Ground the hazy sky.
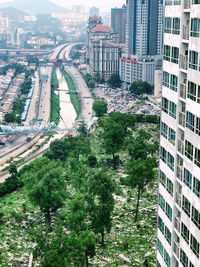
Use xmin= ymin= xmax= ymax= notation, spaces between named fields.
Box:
xmin=0 ymin=0 xmax=126 ymax=12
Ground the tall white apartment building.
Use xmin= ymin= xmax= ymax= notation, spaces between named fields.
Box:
xmin=157 ymin=1 xmax=200 ymax=267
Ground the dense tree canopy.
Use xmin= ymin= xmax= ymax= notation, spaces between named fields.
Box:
xmin=129 ymin=80 xmax=152 ymax=95
xmin=24 ymin=158 xmax=66 ymax=226
xmin=107 ymin=74 xmax=121 ymax=88
xmin=92 ymin=100 xmax=107 ymax=118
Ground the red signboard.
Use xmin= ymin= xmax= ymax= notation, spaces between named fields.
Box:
xmin=120 ymin=58 xmax=137 ymax=63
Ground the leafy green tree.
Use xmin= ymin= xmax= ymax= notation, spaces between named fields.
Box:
xmin=122 ymin=130 xmax=158 ymax=222
xmin=87 ymin=169 xmax=115 ymax=246
xmin=4 ymin=112 xmax=16 ymax=123
xmin=92 ymin=99 xmax=107 ymax=118
xmin=66 ymin=194 xmax=96 ymax=266
xmin=77 ymin=121 xmax=88 ymax=137
xmin=46 ymin=139 xmax=68 ymax=161
xmin=129 ymin=80 xmax=152 ymax=95
xmin=98 ymin=116 xmax=125 ymax=166
xmin=107 ymin=73 xmax=121 ymax=88
xmin=8 ymin=163 xmax=17 ymax=175
xmin=24 ymin=159 xmax=66 ymax=226
xmin=108 ymin=113 xmax=136 ymax=136
xmin=64 ymin=136 xmax=91 ymax=160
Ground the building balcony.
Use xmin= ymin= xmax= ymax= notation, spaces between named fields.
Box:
xmin=175 ymin=191 xmax=182 ymax=207
xmin=174 ymin=216 xmax=181 ymax=232
xmin=178 ymin=139 xmax=184 ymax=154
xmin=179 ymin=54 xmax=188 ymax=70
xmin=184 ymin=0 xmax=191 ymax=9
xmin=177 ymin=165 xmax=183 ymax=181
xmin=179 ymin=112 xmax=186 ymax=127
xmin=173 ymin=241 xmax=180 ymax=258
xmin=182 ymin=25 xmax=189 ymax=41
xmin=180 ymin=83 xmax=186 ymax=99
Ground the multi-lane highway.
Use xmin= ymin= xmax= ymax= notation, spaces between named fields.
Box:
xmin=65 ymin=66 xmax=93 ymax=123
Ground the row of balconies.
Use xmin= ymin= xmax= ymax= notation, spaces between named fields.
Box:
xmin=165 ymin=0 xmax=191 ymax=9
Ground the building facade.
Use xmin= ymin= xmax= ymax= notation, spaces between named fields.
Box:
xmin=89 ymin=7 xmax=99 ymax=17
xmin=157 ymin=1 xmax=200 ymax=267
xmin=120 ymin=0 xmax=163 ymax=87
xmin=111 ymin=6 xmax=126 ymax=44
xmin=88 ymin=24 xmax=124 ymax=81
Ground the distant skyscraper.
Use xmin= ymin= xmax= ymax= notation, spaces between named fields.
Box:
xmin=72 ymin=5 xmax=85 ymax=14
xmin=120 ymin=0 xmax=163 ymax=87
xmin=89 ymin=7 xmax=99 ymax=17
xmin=157 ymin=1 xmax=200 ymax=267
xmin=111 ymin=5 xmax=126 ymax=44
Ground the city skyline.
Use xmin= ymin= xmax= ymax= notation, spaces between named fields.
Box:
xmin=0 ymin=0 xmax=126 ymax=12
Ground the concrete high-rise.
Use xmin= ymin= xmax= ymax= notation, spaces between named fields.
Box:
xmin=120 ymin=0 xmax=163 ymax=87
xmin=111 ymin=5 xmax=126 ymax=44
xmin=157 ymin=1 xmax=200 ymax=267
xmin=89 ymin=7 xmax=99 ymax=17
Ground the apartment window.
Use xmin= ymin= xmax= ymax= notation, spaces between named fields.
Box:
xmin=163 ymin=71 xmax=170 ymax=87
xmin=190 ymin=234 xmax=200 ymax=257
xmin=160 ymin=170 xmax=166 ymax=187
xmin=166 ymin=202 xmax=172 ymax=220
xmin=161 ymin=122 xmax=168 ymax=139
xmin=186 ymin=111 xmax=195 ymax=131
xmin=167 ymin=152 xmax=174 ymax=171
xmin=181 ymin=222 xmax=190 ymax=244
xmin=169 ymin=101 xmax=176 ymax=119
xmin=171 ymin=47 xmax=179 ymax=64
xmin=158 ymin=216 xmax=164 ymax=234
xmin=165 ymin=226 xmax=172 ymax=245
xmin=196 ymin=117 xmax=200 ymax=135
xmin=159 ymin=193 xmax=165 ymax=211
xmin=182 ymin=195 xmax=191 ymax=217
xmin=168 ymin=128 xmax=176 ymax=144
xmin=191 ymin=18 xmax=200 ymax=37
xmin=180 ymin=249 xmax=189 ymax=267
xmin=172 ymin=18 xmax=180 ymax=34
xmin=195 ymin=148 xmax=200 ymax=168
xmin=198 ymin=85 xmax=200 ymax=103
xmin=167 ymin=178 xmax=173 ymax=196
xmin=192 ymin=0 xmax=200 ymax=3
xmin=189 ymin=50 xmax=198 ymax=70
xmin=193 ymin=177 xmax=200 ymax=197
xmin=192 ymin=206 xmax=200 ymax=229
xmin=160 ymin=146 xmax=167 ymax=163
xmin=170 ymin=74 xmax=178 ymax=91
xmin=188 ymin=81 xmax=197 ymax=101
xmin=165 ymin=17 xmax=172 ymax=33
xmin=183 ymin=168 xmax=192 ymax=189
xmin=185 ymin=140 xmax=194 ymax=161
xmin=157 ymin=238 xmax=163 ymax=256
xmin=164 ymin=249 xmax=171 ymax=267
xmin=162 ymin=97 xmax=169 ymax=113
xmin=164 ymin=45 xmax=171 ymax=61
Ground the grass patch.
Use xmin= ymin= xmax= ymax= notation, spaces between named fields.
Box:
xmin=62 ymin=70 xmax=80 ymax=119
xmin=51 ymin=71 xmax=59 ymax=89
xmin=50 ymin=71 xmax=60 ymax=124
xmin=50 ymin=90 xmax=60 ymax=124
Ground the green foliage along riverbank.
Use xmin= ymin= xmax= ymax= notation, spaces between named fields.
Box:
xmin=62 ymin=70 xmax=80 ymax=119
xmin=50 ymin=71 xmax=60 ymax=124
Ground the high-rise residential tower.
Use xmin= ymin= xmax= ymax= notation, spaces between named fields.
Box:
xmin=89 ymin=7 xmax=99 ymax=17
xmin=120 ymin=0 xmax=163 ymax=87
xmin=111 ymin=5 xmax=126 ymax=44
xmin=157 ymin=1 xmax=200 ymax=267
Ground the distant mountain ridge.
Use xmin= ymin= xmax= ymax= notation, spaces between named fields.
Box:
xmin=1 ymin=7 xmax=27 ymax=19
xmin=0 ymin=0 xmax=70 ymax=15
